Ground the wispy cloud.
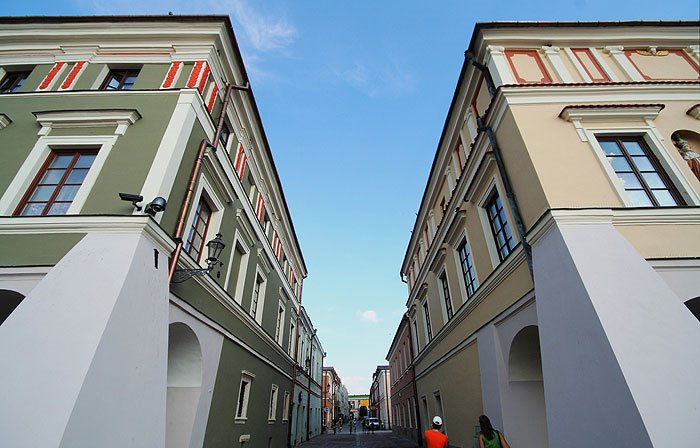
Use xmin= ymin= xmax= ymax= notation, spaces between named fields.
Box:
xmin=360 ymin=310 xmax=378 ymax=322
xmin=331 ymin=58 xmax=416 ymax=98
xmin=228 ymin=0 xmax=297 ymax=52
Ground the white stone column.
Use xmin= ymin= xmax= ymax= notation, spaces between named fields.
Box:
xmin=604 ymin=46 xmax=644 ymax=81
xmin=0 ymin=229 xmax=170 ymax=448
xmin=533 ymin=221 xmax=700 ymax=448
xmin=541 ymin=46 xmax=574 ymax=83
xmin=486 ymin=45 xmax=515 ymax=86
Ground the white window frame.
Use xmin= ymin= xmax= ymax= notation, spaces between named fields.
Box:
xmin=0 ymin=135 xmax=118 ymax=216
xmin=411 ymin=317 xmax=420 ymax=354
xmin=250 ymin=267 xmax=267 ymax=324
xmin=235 ymin=370 xmax=255 ymax=423
xmin=223 ymin=229 xmax=250 ymax=304
xmin=184 ymin=175 xmax=225 ymax=267
xmin=288 ymin=319 xmax=296 ymax=356
xmin=421 ymin=297 xmax=432 ymax=343
xmin=282 ymin=391 xmax=290 ymax=421
xmin=275 ymin=301 xmax=286 ymax=345
xmin=477 ymin=178 xmax=517 ymax=268
xmin=586 ymin=129 xmax=700 ymax=207
xmin=268 ymin=384 xmax=279 ymax=422
xmin=437 ymin=267 xmax=454 ymax=323
xmin=453 ymin=231 xmax=479 ymax=304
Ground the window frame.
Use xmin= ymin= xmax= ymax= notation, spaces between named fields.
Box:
xmin=282 ymin=391 xmax=290 ymax=421
xmin=0 ymin=136 xmax=117 ymax=216
xmin=0 ymin=69 xmax=31 ymax=93
xmin=13 ymin=148 xmax=99 ymax=216
xmin=422 ymin=299 xmax=433 ymax=343
xmin=235 ymin=370 xmax=255 ymax=423
xmin=182 ymin=176 xmax=225 ymax=267
xmin=275 ymin=302 xmax=286 ymax=345
xmin=99 ymin=67 xmax=141 ymax=91
xmin=438 ymin=270 xmax=454 ymax=322
xmin=268 ymin=384 xmax=279 ymax=422
xmin=484 ymin=191 xmax=516 ymax=262
xmin=250 ymin=270 xmax=267 ymax=323
xmin=457 ymin=237 xmax=478 ymax=300
xmin=184 ymin=196 xmax=213 ymax=263
xmin=596 ymin=135 xmax=684 ymax=207
xmin=223 ymin=229 xmax=251 ymax=304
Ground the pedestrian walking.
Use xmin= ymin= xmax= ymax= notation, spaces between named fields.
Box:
xmin=424 ymin=416 xmax=448 ymax=448
xmin=478 ymin=415 xmax=511 ymax=448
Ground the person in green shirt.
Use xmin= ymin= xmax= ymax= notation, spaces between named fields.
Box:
xmin=478 ymin=415 xmax=511 ymax=448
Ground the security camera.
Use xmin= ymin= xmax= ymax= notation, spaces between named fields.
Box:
xmin=144 ymin=197 xmax=167 ymax=216
xmin=119 ymin=192 xmax=143 ymax=211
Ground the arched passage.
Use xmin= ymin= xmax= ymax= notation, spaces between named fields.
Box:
xmin=166 ymin=322 xmax=202 ymax=448
xmin=0 ymin=289 xmax=25 ymax=326
xmin=507 ymin=325 xmax=548 ymax=448
xmin=685 ymin=296 xmax=700 ymax=322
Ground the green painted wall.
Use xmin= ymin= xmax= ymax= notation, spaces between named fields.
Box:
xmin=0 ymin=233 xmax=84 ymax=266
xmin=203 ymin=338 xmax=293 ymax=448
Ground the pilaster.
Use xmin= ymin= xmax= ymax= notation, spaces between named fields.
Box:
xmin=604 ymin=46 xmax=644 ymax=81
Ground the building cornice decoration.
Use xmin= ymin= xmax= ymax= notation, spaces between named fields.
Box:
xmin=559 ymin=104 xmax=664 ymax=141
xmin=0 ymin=113 xmax=11 ymax=130
xmin=33 ymin=109 xmax=141 ymax=136
xmin=687 ymin=104 xmax=700 ymax=120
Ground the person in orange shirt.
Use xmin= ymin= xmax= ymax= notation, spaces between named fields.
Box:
xmin=424 ymin=416 xmax=449 ymax=448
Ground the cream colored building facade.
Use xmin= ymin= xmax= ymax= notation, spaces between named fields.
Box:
xmin=400 ymin=21 xmax=700 ymax=448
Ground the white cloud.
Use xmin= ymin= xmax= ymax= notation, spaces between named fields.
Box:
xmin=331 ymin=57 xmax=415 ymax=98
xmin=360 ymin=310 xmax=378 ymax=322
xmin=228 ymin=0 xmax=297 ymax=52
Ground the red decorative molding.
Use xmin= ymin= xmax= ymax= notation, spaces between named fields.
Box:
xmin=186 ymin=61 xmax=204 ymax=88
xmin=38 ymin=62 xmax=66 ymax=90
xmin=624 ymin=49 xmax=700 ymax=80
xmin=161 ymin=61 xmax=182 ymax=89
xmin=571 ymin=49 xmax=609 ymax=82
xmin=197 ymin=65 xmax=210 ymax=94
xmin=504 ymin=50 xmax=553 ymax=84
xmin=59 ymin=61 xmax=86 ymax=90
xmin=207 ymin=83 xmax=219 ymax=112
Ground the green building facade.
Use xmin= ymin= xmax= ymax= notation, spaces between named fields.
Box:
xmin=0 ymin=15 xmax=321 ymax=448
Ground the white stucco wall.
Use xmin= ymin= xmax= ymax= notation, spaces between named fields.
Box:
xmin=533 ymin=222 xmax=700 ymax=448
xmin=0 ymin=230 xmax=170 ymax=448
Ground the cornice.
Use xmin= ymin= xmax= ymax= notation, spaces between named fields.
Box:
xmin=0 ymin=215 xmax=176 ymax=253
xmin=33 ymin=109 xmax=141 ymax=136
xmin=559 ymin=104 xmax=664 ymax=122
xmin=527 ymin=207 xmax=700 ymax=247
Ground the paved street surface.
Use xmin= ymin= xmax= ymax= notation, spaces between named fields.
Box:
xmin=299 ymin=430 xmax=418 ymax=448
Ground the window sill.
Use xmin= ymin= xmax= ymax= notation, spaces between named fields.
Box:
xmin=234 ymin=418 xmax=248 ymax=425
xmin=268 ymin=420 xmax=276 ymax=424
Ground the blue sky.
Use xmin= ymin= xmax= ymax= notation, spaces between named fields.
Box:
xmin=9 ymin=0 xmax=698 ymax=393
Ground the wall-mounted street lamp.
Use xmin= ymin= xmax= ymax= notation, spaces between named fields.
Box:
xmin=172 ymin=233 xmax=226 ymax=283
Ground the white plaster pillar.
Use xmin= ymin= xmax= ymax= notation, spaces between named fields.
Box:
xmin=604 ymin=46 xmax=644 ymax=81
xmin=541 ymin=46 xmax=573 ymax=83
xmin=486 ymin=46 xmax=515 ymax=86
xmin=533 ymin=222 xmax=700 ymax=448
xmin=139 ymin=90 xmax=198 ymax=223
xmin=0 ymin=229 xmax=170 ymax=448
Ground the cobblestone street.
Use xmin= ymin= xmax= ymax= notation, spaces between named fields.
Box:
xmin=298 ymin=431 xmax=418 ymax=448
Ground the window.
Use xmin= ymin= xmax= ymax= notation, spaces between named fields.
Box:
xmin=235 ymin=371 xmax=255 ymax=421
xmin=485 ymin=192 xmax=515 ymax=261
xmin=412 ymin=319 xmax=419 ymax=352
xmin=250 ymin=274 xmax=264 ymax=319
xmin=219 ymin=120 xmax=232 ymax=149
xmin=282 ymin=391 xmax=290 ymax=421
xmin=14 ymin=149 xmax=97 ymax=216
xmin=423 ymin=301 xmax=433 ymax=342
xmin=268 ymin=384 xmax=279 ymax=421
xmin=184 ymin=197 xmax=212 ymax=262
xmin=597 ymin=136 xmax=682 ymax=207
xmin=275 ymin=303 xmax=285 ymax=345
xmin=0 ymin=70 xmax=31 ymax=93
xmin=439 ymin=272 xmax=453 ymax=320
xmin=458 ymin=239 xmax=478 ymax=298
xmin=288 ymin=321 xmax=296 ymax=355
xmin=100 ymin=68 xmax=140 ymax=90
xmin=422 ymin=396 xmax=429 ymax=429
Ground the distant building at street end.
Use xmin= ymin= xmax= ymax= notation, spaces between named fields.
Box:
xmin=322 ymin=366 xmax=342 ymax=428
xmin=369 ymin=365 xmax=392 ymax=430
xmin=386 ymin=313 xmax=421 ymax=445
xmin=348 ymin=394 xmax=370 ymax=420
xmin=399 ymin=20 xmax=700 ymax=448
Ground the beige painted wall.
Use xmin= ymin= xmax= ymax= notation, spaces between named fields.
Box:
xmin=415 ymin=341 xmax=483 ymax=448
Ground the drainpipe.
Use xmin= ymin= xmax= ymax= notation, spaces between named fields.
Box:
xmin=167 ymin=82 xmax=249 ymax=281
xmin=407 ymin=315 xmax=423 ymax=447
xmin=306 ymin=330 xmax=316 ymax=441
xmin=464 ymin=52 xmax=534 ymax=278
